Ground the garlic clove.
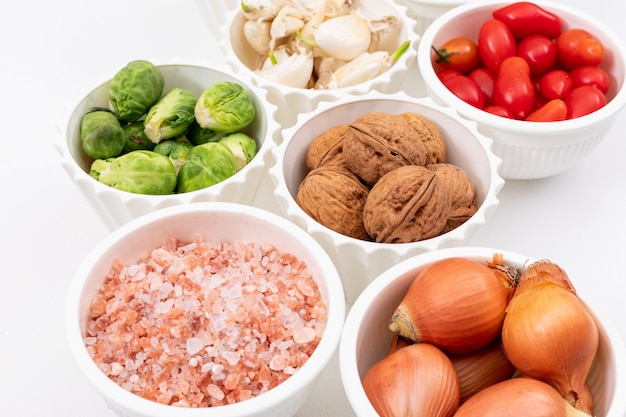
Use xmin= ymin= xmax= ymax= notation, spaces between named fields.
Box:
xmin=255 ymin=46 xmax=314 ymax=88
xmin=362 ymin=343 xmax=460 ymax=417
xmin=316 ymin=51 xmax=391 ymax=89
xmin=388 ymin=256 xmax=519 ymax=354
xmin=243 ymin=20 xmax=273 ymax=56
xmin=241 ymin=0 xmax=287 ymax=21
xmin=270 ymin=5 xmax=307 ymax=48
xmin=448 ymin=337 xmax=517 ymax=403
xmin=313 ymin=13 xmax=371 ymax=61
xmin=453 ymin=377 xmax=593 ymax=417
xmin=502 ymin=267 xmax=599 ymax=415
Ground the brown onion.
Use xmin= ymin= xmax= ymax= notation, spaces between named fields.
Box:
xmin=362 ymin=343 xmax=460 ymax=417
xmin=501 ymin=260 xmax=599 ymax=414
xmin=448 ymin=337 xmax=516 ymax=403
xmin=388 ymin=255 xmax=519 ymax=354
xmin=453 ymin=377 xmax=593 ymax=417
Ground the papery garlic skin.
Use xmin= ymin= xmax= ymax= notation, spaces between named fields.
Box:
xmin=256 ymin=47 xmax=314 ymax=88
xmin=362 ymin=343 xmax=460 ymax=417
xmin=453 ymin=378 xmax=592 ymax=417
xmin=313 ymin=14 xmax=371 ymax=61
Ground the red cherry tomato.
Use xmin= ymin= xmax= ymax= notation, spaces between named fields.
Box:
xmin=538 ymin=69 xmax=573 ymax=100
xmin=442 ymin=74 xmax=486 ymax=109
xmin=556 ymin=29 xmax=605 ymax=70
xmin=565 ymin=85 xmax=608 ymax=118
xmin=437 ymin=69 xmax=463 ymax=83
xmin=469 ymin=67 xmax=496 ymax=106
xmin=569 ymin=65 xmax=610 ymax=94
xmin=493 ymin=56 xmax=535 ymax=119
xmin=517 ymin=35 xmax=557 ymax=76
xmin=525 ymin=99 xmax=567 ymax=122
xmin=484 ymin=105 xmax=515 ymax=118
xmin=432 ymin=37 xmax=480 ymax=73
xmin=478 ymin=19 xmax=517 ymax=75
xmin=492 ymin=1 xmax=562 ymax=40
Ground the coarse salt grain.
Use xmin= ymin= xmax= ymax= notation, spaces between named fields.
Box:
xmin=84 ymin=236 xmax=327 ymax=408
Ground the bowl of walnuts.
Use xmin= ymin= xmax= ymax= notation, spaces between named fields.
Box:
xmin=268 ymin=92 xmax=504 ymax=303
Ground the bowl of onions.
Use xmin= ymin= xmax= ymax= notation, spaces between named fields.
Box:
xmin=339 ymin=246 xmax=626 ymax=417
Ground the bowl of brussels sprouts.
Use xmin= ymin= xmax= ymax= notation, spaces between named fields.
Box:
xmin=216 ymin=0 xmax=421 ymax=129
xmin=57 ymin=60 xmax=281 ymax=231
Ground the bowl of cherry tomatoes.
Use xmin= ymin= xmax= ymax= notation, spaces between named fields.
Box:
xmin=417 ymin=0 xmax=626 ymax=180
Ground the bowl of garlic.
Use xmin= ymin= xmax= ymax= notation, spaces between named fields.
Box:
xmin=339 ymin=246 xmax=626 ymax=417
xmin=218 ymin=0 xmax=420 ymax=129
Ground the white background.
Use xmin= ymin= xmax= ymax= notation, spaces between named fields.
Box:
xmin=1 ymin=0 xmax=625 ymax=415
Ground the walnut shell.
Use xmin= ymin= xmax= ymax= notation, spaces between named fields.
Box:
xmin=296 ymin=165 xmax=371 ymax=241
xmin=427 ymin=163 xmax=478 ymax=233
xmin=343 ymin=112 xmax=428 ymax=186
xmin=305 ymin=123 xmax=349 ymax=170
xmin=397 ymin=112 xmax=446 ymax=165
xmin=363 ymin=165 xmax=451 ymax=243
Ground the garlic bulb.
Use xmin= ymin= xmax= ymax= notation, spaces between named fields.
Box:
xmin=362 ymin=343 xmax=460 ymax=417
xmin=388 ymin=255 xmax=519 ymax=354
xmin=501 ymin=260 xmax=599 ymax=414
xmin=255 ymin=46 xmax=314 ymax=88
xmin=313 ymin=13 xmax=371 ymax=61
xmin=453 ymin=377 xmax=592 ymax=417
xmin=448 ymin=337 xmax=516 ymax=403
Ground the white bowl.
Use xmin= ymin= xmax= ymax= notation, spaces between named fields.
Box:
xmin=56 ymin=61 xmax=281 ymax=231
xmin=65 ymin=202 xmax=345 ymax=417
xmin=268 ymin=92 xmax=503 ymax=303
xmin=418 ymin=0 xmax=626 ymax=180
xmin=339 ymin=246 xmax=626 ymax=417
xmin=392 ymin=0 xmax=473 ymax=35
xmin=218 ymin=0 xmax=420 ymax=129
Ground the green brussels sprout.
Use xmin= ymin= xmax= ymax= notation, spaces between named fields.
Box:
xmin=108 ymin=60 xmax=164 ymax=122
xmin=177 ymin=142 xmax=237 ymax=193
xmin=123 ymin=121 xmax=156 ymax=153
xmin=153 ymin=139 xmax=194 ymax=174
xmin=80 ymin=108 xmax=125 ymax=159
xmin=144 ymin=88 xmax=197 ymax=144
xmin=186 ymin=120 xmax=220 ymax=145
xmin=194 ymin=81 xmax=256 ymax=134
xmin=219 ymin=132 xmax=258 ymax=171
xmin=89 ymin=150 xmax=177 ymax=195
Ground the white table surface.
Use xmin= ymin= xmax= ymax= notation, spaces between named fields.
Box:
xmin=1 ymin=0 xmax=625 ymax=415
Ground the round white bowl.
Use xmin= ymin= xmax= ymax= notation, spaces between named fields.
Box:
xmin=65 ymin=202 xmax=345 ymax=417
xmin=339 ymin=246 xmax=626 ymax=417
xmin=219 ymin=0 xmax=421 ymax=129
xmin=418 ymin=0 xmax=626 ymax=180
xmin=393 ymin=0 xmax=473 ymax=35
xmin=56 ymin=61 xmax=281 ymax=231
xmin=268 ymin=92 xmax=504 ymax=303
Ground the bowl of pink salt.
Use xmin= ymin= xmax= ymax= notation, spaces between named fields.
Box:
xmin=65 ymin=202 xmax=345 ymax=417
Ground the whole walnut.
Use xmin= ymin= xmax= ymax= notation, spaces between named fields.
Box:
xmin=305 ymin=123 xmax=349 ymax=170
xmin=343 ymin=112 xmax=428 ymax=186
xmin=363 ymin=165 xmax=451 ymax=243
xmin=397 ymin=112 xmax=446 ymax=165
xmin=427 ymin=163 xmax=477 ymax=233
xmin=296 ymin=165 xmax=372 ymax=241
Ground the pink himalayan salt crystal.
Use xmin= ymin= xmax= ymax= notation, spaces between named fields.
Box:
xmin=84 ymin=236 xmax=328 ymax=408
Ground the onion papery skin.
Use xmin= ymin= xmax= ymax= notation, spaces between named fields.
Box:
xmin=502 ymin=264 xmax=599 ymax=414
xmin=362 ymin=343 xmax=461 ymax=417
xmin=448 ymin=337 xmax=517 ymax=403
xmin=389 ymin=257 xmax=518 ymax=354
xmin=453 ymin=378 xmax=592 ymax=417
